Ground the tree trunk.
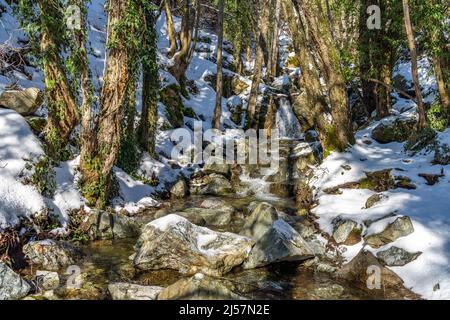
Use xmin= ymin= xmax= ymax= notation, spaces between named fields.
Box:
xmin=165 ymin=0 xmax=177 ymax=57
xmin=80 ymin=0 xmax=130 ymax=208
xmin=402 ymin=0 xmax=427 ymax=129
xmin=38 ymin=0 xmax=80 ymax=159
xmin=246 ymin=0 xmax=270 ymax=129
xmin=433 ymin=55 xmax=450 ymax=117
xmin=281 ymin=0 xmax=328 ymax=145
xmin=213 ymin=0 xmax=225 ymax=129
xmin=299 ymin=0 xmax=355 ymax=150
xmin=138 ymin=10 xmax=159 ymax=156
xmin=267 ymin=0 xmax=281 ymax=80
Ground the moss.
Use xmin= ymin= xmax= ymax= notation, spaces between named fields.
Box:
xmin=159 ymin=84 xmax=185 ymax=128
xmin=30 ymin=156 xmax=56 ymax=198
xmin=427 ymin=102 xmax=447 ymax=132
xmin=286 ymin=55 xmax=301 ymax=68
xmin=323 ymin=125 xmax=339 ymax=158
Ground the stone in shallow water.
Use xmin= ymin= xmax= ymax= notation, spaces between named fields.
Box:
xmin=0 ymin=262 xmax=31 ymax=300
xmin=364 ymin=216 xmax=414 ymax=248
xmin=23 ymin=240 xmax=82 ymax=271
xmin=243 ymin=219 xmax=314 ymax=269
xmin=108 ymin=283 xmax=164 ymax=300
xmin=133 ymin=214 xmax=253 ymax=276
xmin=376 ymin=246 xmax=422 ymax=266
xmin=158 ymin=273 xmax=244 ymax=300
xmin=35 ymin=271 xmax=60 ymax=290
xmin=81 ymin=210 xmax=141 ymax=240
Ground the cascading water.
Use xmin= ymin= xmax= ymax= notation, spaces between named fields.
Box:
xmin=276 ymin=98 xmax=303 ymax=140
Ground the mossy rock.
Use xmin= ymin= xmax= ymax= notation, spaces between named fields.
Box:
xmin=159 ymin=84 xmax=185 ymax=128
xmin=25 ymin=116 xmax=47 ymax=134
xmin=371 ymin=117 xmax=417 ymax=144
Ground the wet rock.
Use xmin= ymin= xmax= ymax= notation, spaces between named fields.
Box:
xmin=158 ymin=273 xmax=244 ymax=300
xmin=376 ymin=246 xmax=422 ymax=266
xmin=371 ymin=117 xmax=417 ymax=144
xmin=0 ymin=262 xmax=31 ymax=300
xmin=133 ymin=214 xmax=253 ymax=276
xmin=0 ymin=87 xmax=43 ymax=116
xmin=243 ymin=220 xmax=314 ymax=269
xmin=108 ymin=283 xmax=163 ymax=300
xmin=170 ymin=179 xmax=189 ymax=199
xmin=81 ymin=210 xmax=141 ymax=240
xmin=364 ymin=216 xmax=414 ymax=248
xmin=190 ymin=173 xmax=233 ymax=196
xmin=365 ymin=193 xmax=388 ymax=209
xmin=203 ymin=157 xmax=231 ymax=177
xmin=35 ymin=271 xmax=60 ymax=290
xmin=332 ymin=219 xmax=361 ymax=245
xmin=240 ymin=202 xmax=278 ymax=240
xmin=23 ymin=240 xmax=82 ymax=271
xmin=181 ymin=207 xmax=233 ymax=227
xmin=336 ymin=250 xmax=420 ymax=299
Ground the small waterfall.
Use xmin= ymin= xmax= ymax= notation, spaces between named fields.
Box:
xmin=276 ymin=98 xmax=302 ymax=140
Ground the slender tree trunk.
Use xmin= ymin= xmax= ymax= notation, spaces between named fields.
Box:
xmin=80 ymin=0 xmax=130 ymax=207
xmin=402 ymin=0 xmax=427 ymax=129
xmin=165 ymin=0 xmax=177 ymax=57
xmin=38 ymin=0 xmax=80 ymax=159
xmin=268 ymin=0 xmax=281 ymax=80
xmin=433 ymin=56 xmax=450 ymax=116
xmin=247 ymin=0 xmax=270 ymax=129
xmin=213 ymin=0 xmax=225 ymax=129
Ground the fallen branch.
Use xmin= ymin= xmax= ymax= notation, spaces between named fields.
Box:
xmin=366 ymin=77 xmax=417 ymax=103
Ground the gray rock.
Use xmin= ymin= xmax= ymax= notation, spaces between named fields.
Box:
xmin=23 ymin=240 xmax=82 ymax=271
xmin=203 ymin=157 xmax=230 ymax=177
xmin=365 ymin=193 xmax=388 ymax=209
xmin=133 ymin=214 xmax=253 ymax=276
xmin=0 ymin=87 xmax=43 ymax=115
xmin=108 ymin=283 xmax=164 ymax=300
xmin=190 ymin=173 xmax=233 ymax=196
xmin=81 ymin=210 xmax=141 ymax=240
xmin=433 ymin=143 xmax=450 ymax=165
xmin=371 ymin=117 xmax=417 ymax=143
xmin=240 ymin=202 xmax=278 ymax=240
xmin=313 ymin=284 xmax=345 ymax=299
xmin=243 ymin=219 xmax=314 ymax=269
xmin=35 ymin=271 xmax=60 ymax=290
xmin=376 ymin=246 xmax=422 ymax=266
xmin=332 ymin=219 xmax=360 ymax=244
xmin=158 ymin=273 xmax=244 ymax=300
xmin=170 ymin=179 xmax=189 ymax=199
xmin=181 ymin=207 xmax=233 ymax=227
xmin=364 ymin=216 xmax=414 ymax=248
xmin=0 ymin=262 xmax=31 ymax=300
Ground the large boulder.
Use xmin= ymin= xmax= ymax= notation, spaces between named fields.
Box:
xmin=23 ymin=240 xmax=82 ymax=271
xmin=81 ymin=210 xmax=141 ymax=240
xmin=189 ymin=173 xmax=233 ymax=196
xmin=371 ymin=117 xmax=417 ymax=143
xmin=243 ymin=219 xmax=314 ymax=269
xmin=240 ymin=202 xmax=278 ymax=240
xmin=158 ymin=273 xmax=243 ymax=300
xmin=376 ymin=246 xmax=422 ymax=266
xmin=0 ymin=87 xmax=43 ymax=116
xmin=0 ymin=262 xmax=31 ymax=300
xmin=108 ymin=283 xmax=164 ymax=300
xmin=336 ymin=250 xmax=419 ymax=299
xmin=364 ymin=216 xmax=414 ymax=248
xmin=133 ymin=214 xmax=253 ymax=276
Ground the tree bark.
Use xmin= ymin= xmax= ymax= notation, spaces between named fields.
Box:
xmin=38 ymin=0 xmax=80 ymax=159
xmin=246 ymin=0 xmax=270 ymax=130
xmin=433 ymin=55 xmax=450 ymax=117
xmin=165 ymin=0 xmax=178 ymax=57
xmin=402 ymin=0 xmax=427 ymax=129
xmin=80 ymin=0 xmax=130 ymax=207
xmin=213 ymin=0 xmax=225 ymax=129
